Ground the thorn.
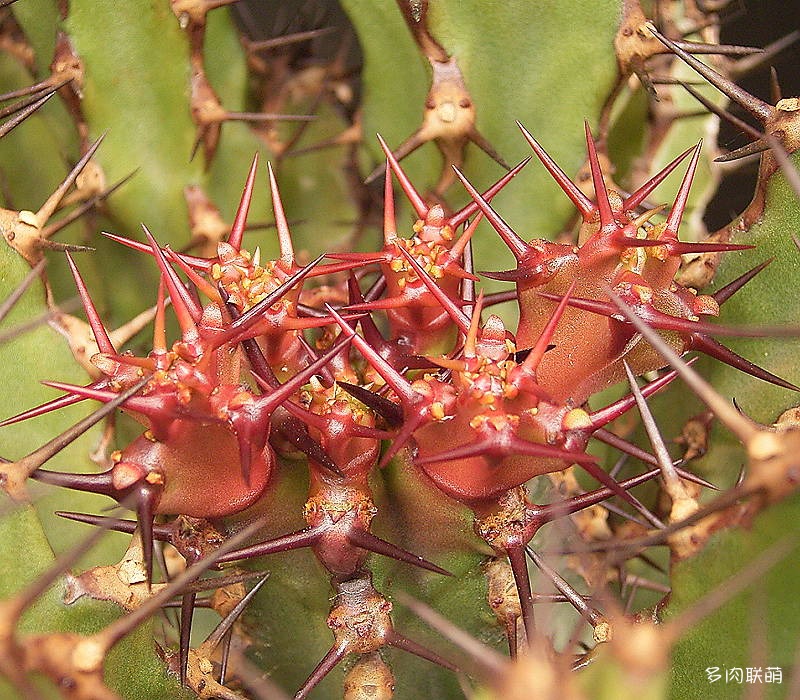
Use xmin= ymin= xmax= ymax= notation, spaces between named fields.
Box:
xmin=34 ymin=240 xmax=95 ymax=255
xmin=769 ymin=66 xmax=782 ymax=104
xmin=0 ymin=259 xmax=46 ymax=325
xmin=101 ymin=229 xmax=164 ymax=258
xmin=662 ymin=241 xmax=754 ymax=255
xmin=414 ymin=434 xmax=596 ymax=468
xmin=675 ymin=467 xmax=718 ymax=491
xmin=540 ymin=468 xmax=662 ymax=522
xmin=591 ymin=428 xmax=716 ymax=492
xmin=649 ymin=76 xmax=706 ymax=86
xmin=0 ymin=89 xmax=57 ymax=139
xmin=256 ymin=338 xmax=350 ymax=477
xmin=267 ymin=162 xmax=295 ymax=265
xmin=481 ymin=267 xmax=541 ymax=282
xmin=386 ymin=629 xmax=458 ymax=672
xmin=463 ymin=291 xmax=484 ymax=357
xmin=593 ymin=427 xmax=666 ymax=467
xmin=679 ymin=82 xmax=764 ymax=142
xmin=236 ymin=430 xmax=254 ymax=488
xmin=623 ymin=145 xmax=695 ymax=212
xmin=227 ymin=153 xmax=259 ymax=251
xmin=65 ymin=252 xmax=115 ymax=355
xmin=0 ymin=77 xmax=57 ymax=103
xmin=687 ymin=334 xmax=800 ymax=391
xmin=274 ymin=415 xmax=342 ymax=477
xmin=179 ymin=569 xmax=269 ymax=597
xmin=646 ymin=23 xmax=773 ymax=123
xmin=41 ymin=170 xmax=138 ymax=241
xmin=344 ymin=295 xmax=421 ymax=313
xmin=623 ymin=361 xmax=686 ymax=497
xmin=662 ymin=142 xmax=703 ymax=243
xmin=506 ymin=545 xmax=535 ymax=646
xmin=137 ymin=483 xmax=160 ymax=587
xmin=394 ymin=590 xmax=506 ymax=682
xmin=460 ymin=235 xmax=476 ymax=318
xmin=211 ymin=256 xmax=326 ymax=350
xmin=376 ymin=133 xmax=428 ymax=218
xmin=537 ymin=291 xmax=788 ymax=339
xmin=244 ymin=333 xmax=356 ymax=456
xmin=324 ymin=305 xmax=416 ymax=406
xmin=578 ymin=490 xmax=756 ymax=558
xmin=246 ymin=26 xmax=337 ymax=52
xmin=165 ymin=247 xmax=220 ymax=302
xmin=55 ymin=511 xmax=173 ymax=540
xmin=202 ymin=574 xmax=270 ymax=653
xmin=610 ymin=236 xmax=669 ymax=249
xmin=0 ymin=81 xmax=68 ymax=121
xmin=345 ymin=528 xmax=451 ymax=576
xmin=587 ymin=365 xmax=688 ymax=427
xmin=225 ymin=649 xmax=288 ymax=700
xmin=41 ymin=380 xmax=180 ymax=423
xmin=141 ymin=225 xmax=202 ymax=334
xmin=179 ymin=592 xmax=196 ymax=687
xmin=220 ymin=254 xmax=324 ymax=342
xmin=29 ymin=466 xmax=116 ymax=496
xmin=189 ymin=129 xmax=204 ymax=164
xmin=294 ymin=645 xmax=347 ymax=699
xmin=467 ymin=126 xmax=511 ymax=170
xmin=633 ymin=552 xmax=668 ymax=576
xmin=449 ymin=157 xmax=531 ymax=229
xmin=670 ymin=537 xmax=797 ymax=639
xmin=282 ymin=401 xmax=392 ymax=442
xmin=584 ymin=121 xmax=614 ymax=230
xmin=672 ymin=39 xmax=763 ymax=57
xmin=0 ymin=302 xmax=75 ymax=346
xmin=336 ymin=382 xmax=404 ymax=427
xmin=343 ymin=276 xmax=438 ymax=372
xmin=452 ymin=166 xmax=529 ymax=261
xmin=383 ymin=162 xmax=397 ymax=244
xmin=730 ymin=31 xmax=800 ymax=80
xmin=735 ymin=463 xmax=747 ymax=487
xmin=2 ymin=500 xmax=123 ymax=626
xmin=714 ymin=139 xmax=769 ymax=163
xmin=396 ymin=246 xmax=471 ymax=334
xmin=763 ymin=133 xmax=800 ymax=200
xmin=218 ymin=629 xmax=233 ymax=686
xmin=225 ymin=111 xmax=316 ymax=124
xmin=631 ymin=61 xmax=659 ymax=101
xmin=527 ymin=547 xmax=606 ymax=628
xmin=516 ymin=120 xmax=594 ymax=218
xmin=446 ymin=212 xmax=482 ymax=270
xmin=216 ymin=526 xmax=322 ymax=565
xmin=36 ymin=135 xmax=106 ymax=227
xmin=576 ymin=457 xmax=666 ymax=529
xmin=12 ymin=376 xmax=149 ymax=490
xmin=604 ymin=285 xmax=761 ymax=443
xmin=525 ymin=281 xmax=576 ymax=371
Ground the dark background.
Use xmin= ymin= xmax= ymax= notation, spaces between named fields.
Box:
xmin=705 ymin=0 xmax=800 ymax=229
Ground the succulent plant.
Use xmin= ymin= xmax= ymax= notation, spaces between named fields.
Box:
xmin=1 ymin=1 xmax=799 ymax=699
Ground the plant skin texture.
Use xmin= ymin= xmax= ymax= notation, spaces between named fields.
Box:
xmin=0 ymin=1 xmax=800 ymax=699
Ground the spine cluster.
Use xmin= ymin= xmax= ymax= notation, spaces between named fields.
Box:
xmin=4 ymin=114 xmax=790 ymax=698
